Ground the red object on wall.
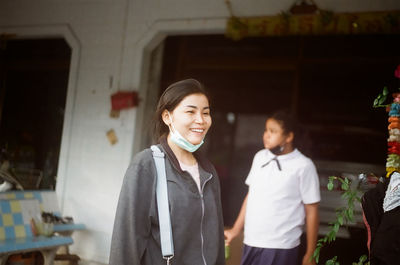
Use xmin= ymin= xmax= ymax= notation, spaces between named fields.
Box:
xmin=111 ymin=91 xmax=138 ymax=110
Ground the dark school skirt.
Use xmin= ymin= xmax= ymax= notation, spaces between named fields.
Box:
xmin=240 ymin=244 xmax=300 ymax=265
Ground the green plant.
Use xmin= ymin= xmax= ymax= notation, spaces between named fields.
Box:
xmin=373 ymin=86 xmax=389 ymax=108
xmin=312 ymin=176 xmax=370 ymax=265
xmin=373 ymin=64 xmax=400 ymax=108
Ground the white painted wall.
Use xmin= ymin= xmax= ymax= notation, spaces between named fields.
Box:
xmin=1 ymin=0 xmax=399 ymax=263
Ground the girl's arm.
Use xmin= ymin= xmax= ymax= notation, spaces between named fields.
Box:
xmin=224 ymin=193 xmax=248 ymax=245
xmin=302 ymin=202 xmax=319 ymax=265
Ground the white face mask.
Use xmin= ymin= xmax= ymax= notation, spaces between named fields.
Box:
xmin=168 ymin=113 xmax=204 ymax=152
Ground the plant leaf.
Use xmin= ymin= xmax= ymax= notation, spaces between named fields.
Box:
xmin=338 ymin=215 xmax=343 ymax=225
xmin=359 ymin=255 xmax=367 ymax=262
xmin=333 ymin=223 xmax=340 ymax=233
xmin=378 ymin=95 xmax=387 ymax=105
xmin=383 ymin=86 xmax=389 ymax=95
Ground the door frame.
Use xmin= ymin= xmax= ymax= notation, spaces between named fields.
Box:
xmin=129 ymin=18 xmax=226 ymax=154
xmin=0 ymin=24 xmax=80 ymax=210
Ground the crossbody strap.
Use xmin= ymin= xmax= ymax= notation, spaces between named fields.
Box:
xmin=151 ymin=145 xmax=174 ymax=263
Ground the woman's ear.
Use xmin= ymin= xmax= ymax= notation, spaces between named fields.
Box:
xmin=161 ymin=110 xmax=171 ymax=126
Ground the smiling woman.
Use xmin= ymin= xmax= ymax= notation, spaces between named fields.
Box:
xmin=109 ymin=79 xmax=225 ymax=265
xmin=163 ymin=93 xmax=211 ymax=158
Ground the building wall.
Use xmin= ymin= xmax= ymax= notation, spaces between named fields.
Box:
xmin=0 ymin=0 xmax=399 ymax=263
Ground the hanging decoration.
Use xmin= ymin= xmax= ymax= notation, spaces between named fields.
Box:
xmin=224 ymin=0 xmax=400 ymax=40
xmin=106 ymin=129 xmax=118 ymax=145
xmin=373 ymin=64 xmax=400 ymax=177
xmin=110 ymin=91 xmax=138 ymax=111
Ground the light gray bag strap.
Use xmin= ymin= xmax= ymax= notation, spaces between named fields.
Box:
xmin=151 ymin=145 xmax=174 ymax=264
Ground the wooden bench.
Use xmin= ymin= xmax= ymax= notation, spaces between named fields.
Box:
xmin=0 ymin=191 xmax=86 ymax=265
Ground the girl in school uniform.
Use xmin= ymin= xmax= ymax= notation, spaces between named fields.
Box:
xmin=225 ymin=110 xmax=320 ymax=265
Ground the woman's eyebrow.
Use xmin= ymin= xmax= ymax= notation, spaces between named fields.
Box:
xmin=184 ymin=105 xmax=210 ymax=110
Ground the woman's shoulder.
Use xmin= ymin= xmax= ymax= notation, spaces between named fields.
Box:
xmin=129 ymin=147 xmax=155 ymax=168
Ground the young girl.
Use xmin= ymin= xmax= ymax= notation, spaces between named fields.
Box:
xmin=109 ymin=79 xmax=225 ymax=265
xmin=224 ymin=110 xmax=320 ymax=265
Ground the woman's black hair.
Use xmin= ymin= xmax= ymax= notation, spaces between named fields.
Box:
xmin=152 ymin=79 xmax=210 ymax=142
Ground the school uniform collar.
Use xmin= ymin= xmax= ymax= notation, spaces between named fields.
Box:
xmin=264 ymin=148 xmax=299 ymax=161
xmin=262 ymin=148 xmax=299 ymax=170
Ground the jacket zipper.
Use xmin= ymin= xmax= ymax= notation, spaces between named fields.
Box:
xmin=200 ymin=174 xmax=213 ymax=265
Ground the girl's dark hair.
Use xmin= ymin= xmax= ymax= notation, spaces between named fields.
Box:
xmin=269 ymin=110 xmax=299 ymax=146
xmin=152 ymin=79 xmax=210 ymax=142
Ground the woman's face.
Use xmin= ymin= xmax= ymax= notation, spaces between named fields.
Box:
xmin=263 ymin=118 xmax=289 ymax=150
xmin=163 ymin=93 xmax=212 ymax=145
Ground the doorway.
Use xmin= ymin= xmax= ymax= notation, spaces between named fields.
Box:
xmin=159 ymin=34 xmax=399 ymax=224
xmin=155 ymin=33 xmax=400 ymax=264
xmin=0 ymin=38 xmax=71 ymax=190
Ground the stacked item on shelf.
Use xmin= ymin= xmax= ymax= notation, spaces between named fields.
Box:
xmin=387 ymin=93 xmax=400 ymax=177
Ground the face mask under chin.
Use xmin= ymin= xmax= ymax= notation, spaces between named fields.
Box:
xmin=169 ymin=127 xmax=204 ymax=153
xmin=168 ymin=113 xmax=204 ymax=152
xmin=269 ymin=145 xmax=285 ymax=155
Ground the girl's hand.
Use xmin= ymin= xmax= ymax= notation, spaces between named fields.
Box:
xmin=302 ymin=253 xmax=316 ymax=265
xmin=223 ymin=228 xmax=237 ymax=246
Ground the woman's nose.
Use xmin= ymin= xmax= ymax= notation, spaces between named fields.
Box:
xmin=195 ymin=113 xmax=205 ymax=123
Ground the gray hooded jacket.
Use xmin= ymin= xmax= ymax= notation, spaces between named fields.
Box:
xmin=109 ymin=138 xmax=225 ymax=265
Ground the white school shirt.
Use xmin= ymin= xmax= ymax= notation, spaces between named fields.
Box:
xmin=244 ymin=149 xmax=320 ymax=249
